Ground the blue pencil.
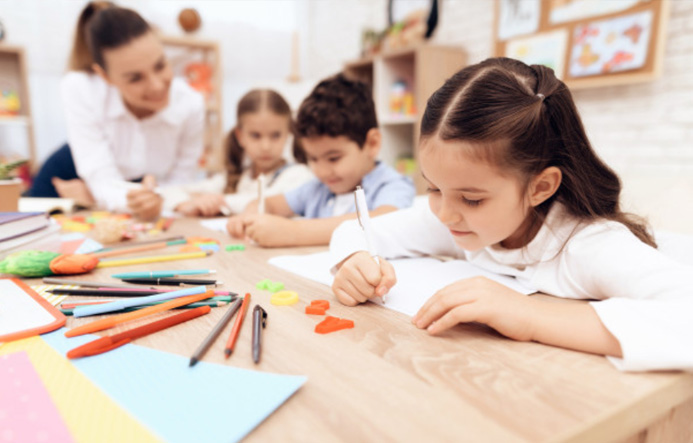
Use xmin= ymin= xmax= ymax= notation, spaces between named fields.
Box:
xmin=72 ymin=286 xmax=208 ymax=318
xmin=111 ymin=269 xmax=216 ymax=279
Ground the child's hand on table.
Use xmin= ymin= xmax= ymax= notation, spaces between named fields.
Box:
xmin=332 ymin=251 xmax=396 ymax=306
xmin=177 ymin=194 xmax=228 ymax=217
xmin=242 ymin=214 xmax=296 ymax=247
xmin=412 ymin=276 xmax=535 ymax=341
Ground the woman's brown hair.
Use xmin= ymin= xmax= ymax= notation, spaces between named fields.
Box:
xmin=224 ymin=89 xmax=305 ymax=193
xmin=68 ymin=1 xmax=150 ymax=72
xmin=420 ymin=57 xmax=656 ymax=247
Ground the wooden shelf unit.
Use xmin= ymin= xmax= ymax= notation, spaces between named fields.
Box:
xmin=345 ymin=45 xmax=466 ymax=192
xmin=0 ymin=44 xmax=36 ymax=172
xmin=160 ymin=35 xmax=223 ymax=172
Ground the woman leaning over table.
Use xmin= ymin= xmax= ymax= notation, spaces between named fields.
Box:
xmin=27 ymin=2 xmax=204 ymax=220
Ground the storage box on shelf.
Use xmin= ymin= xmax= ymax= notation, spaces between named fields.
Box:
xmin=344 ymin=45 xmax=466 ymax=192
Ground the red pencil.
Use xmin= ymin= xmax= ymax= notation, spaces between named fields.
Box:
xmin=224 ymin=293 xmax=250 ymax=357
xmin=67 ymin=306 xmax=211 ymax=359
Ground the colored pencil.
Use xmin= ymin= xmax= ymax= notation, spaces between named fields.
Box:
xmin=90 ymin=239 xmax=187 ymax=259
xmin=68 ymin=306 xmax=211 ymax=359
xmin=121 ymin=277 xmax=223 ymax=286
xmin=61 ymin=300 xmax=227 ymax=316
xmin=224 ymin=293 xmax=251 ymax=358
xmin=189 ymin=298 xmax=243 ymax=367
xmin=61 ymin=295 xmax=232 ymax=309
xmin=96 ymin=250 xmax=211 ymax=268
xmin=65 ymin=289 xmax=215 ymax=337
xmin=111 ymin=269 xmax=216 ymax=279
xmin=93 ymin=236 xmax=185 ymax=253
xmin=73 ymin=286 xmax=208 ymax=318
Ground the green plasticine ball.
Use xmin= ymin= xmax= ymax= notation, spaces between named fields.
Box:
xmin=0 ymin=250 xmax=61 ymax=277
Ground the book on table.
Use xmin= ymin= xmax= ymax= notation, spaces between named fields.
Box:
xmin=0 ymin=212 xmax=50 ymax=242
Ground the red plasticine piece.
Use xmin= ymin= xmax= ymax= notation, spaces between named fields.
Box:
xmin=310 ymin=300 xmax=330 ymax=310
xmin=305 ymin=306 xmax=326 ymax=315
xmin=315 ymin=316 xmax=354 ymax=334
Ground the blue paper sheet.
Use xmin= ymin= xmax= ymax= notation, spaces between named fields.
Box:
xmin=42 ymin=329 xmax=306 ymax=442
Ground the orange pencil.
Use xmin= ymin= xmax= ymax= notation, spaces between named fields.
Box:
xmin=68 ymin=306 xmax=211 ymax=359
xmin=90 ymin=239 xmax=186 ymax=259
xmin=224 ymin=293 xmax=250 ymax=357
xmin=65 ymin=289 xmax=215 ymax=337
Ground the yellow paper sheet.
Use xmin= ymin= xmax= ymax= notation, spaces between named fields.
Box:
xmin=0 ymin=337 xmax=160 ymax=443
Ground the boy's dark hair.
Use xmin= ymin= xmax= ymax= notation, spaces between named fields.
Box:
xmin=296 ymin=73 xmax=378 ymax=148
xmin=421 ymin=57 xmax=656 ymax=248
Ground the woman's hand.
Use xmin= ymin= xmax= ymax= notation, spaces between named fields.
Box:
xmin=127 ymin=175 xmax=162 ymax=221
xmin=176 ymin=194 xmax=227 ymax=217
xmin=52 ymin=177 xmax=95 ymax=208
xmin=332 ymin=251 xmax=396 ymax=306
xmin=412 ymin=276 xmax=536 ymax=341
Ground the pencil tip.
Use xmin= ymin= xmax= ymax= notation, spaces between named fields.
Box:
xmin=209 ymin=270 xmax=217 ymax=274
xmin=189 ymin=358 xmax=197 ymax=367
xmin=224 ymin=349 xmax=231 ymax=358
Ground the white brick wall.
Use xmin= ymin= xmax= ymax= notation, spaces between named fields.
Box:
xmin=304 ymin=0 xmax=693 ymax=233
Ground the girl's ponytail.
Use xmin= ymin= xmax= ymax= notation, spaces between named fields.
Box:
xmin=224 ymin=128 xmax=245 ymax=193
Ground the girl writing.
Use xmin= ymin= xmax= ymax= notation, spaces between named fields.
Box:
xmin=27 ymin=2 xmax=204 ymax=220
xmin=173 ymin=89 xmax=313 ymax=216
xmin=329 ymin=57 xmax=693 ymax=372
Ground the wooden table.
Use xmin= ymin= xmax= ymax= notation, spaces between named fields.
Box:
xmin=33 ymin=219 xmax=693 ymax=442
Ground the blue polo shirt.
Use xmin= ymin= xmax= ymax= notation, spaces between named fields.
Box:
xmin=284 ymin=161 xmax=415 ymax=218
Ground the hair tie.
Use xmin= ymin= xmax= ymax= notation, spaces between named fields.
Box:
xmin=536 ymin=93 xmax=545 ymax=101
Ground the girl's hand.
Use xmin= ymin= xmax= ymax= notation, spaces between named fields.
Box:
xmin=412 ymin=276 xmax=536 ymax=341
xmin=332 ymin=251 xmax=396 ymax=306
xmin=127 ymin=175 xmax=162 ymax=221
xmin=243 ymin=214 xmax=295 ymax=247
xmin=226 ymin=214 xmax=249 ymax=238
xmin=177 ymin=194 xmax=227 ymax=217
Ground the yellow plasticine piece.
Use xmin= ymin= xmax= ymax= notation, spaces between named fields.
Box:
xmin=0 ymin=337 xmax=159 ymax=443
xmin=270 ymin=290 xmax=299 ymax=306
xmin=61 ymin=220 xmax=92 ymax=232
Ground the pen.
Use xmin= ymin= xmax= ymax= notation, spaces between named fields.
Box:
xmin=42 ymin=277 xmax=155 ymax=289
xmin=252 ymin=305 xmax=267 ymax=363
xmin=224 ymin=293 xmax=251 ymax=358
xmin=354 ymin=186 xmax=384 ymax=302
xmin=189 ymin=297 xmax=243 ymax=367
xmin=111 ymin=269 xmax=216 ymax=279
xmin=67 ymin=306 xmax=211 ymax=359
xmin=72 ymin=285 xmax=207 ymax=318
xmin=65 ymin=289 xmax=215 ymax=337
xmin=121 ymin=277 xmax=223 ymax=286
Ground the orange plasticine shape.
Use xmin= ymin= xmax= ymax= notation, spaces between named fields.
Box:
xmin=305 ymin=306 xmax=326 ymax=315
xmin=310 ymin=299 xmax=330 ymax=310
xmin=315 ymin=316 xmax=354 ymax=334
xmin=49 ymin=254 xmax=99 ymax=275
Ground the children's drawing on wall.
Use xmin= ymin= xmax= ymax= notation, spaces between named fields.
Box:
xmin=569 ymin=10 xmax=652 ymax=78
xmin=506 ymin=30 xmax=568 ymax=79
xmin=549 ymin=0 xmax=645 ymax=25
xmin=497 ymin=0 xmax=540 ymax=41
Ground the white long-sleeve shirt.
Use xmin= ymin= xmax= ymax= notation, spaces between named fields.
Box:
xmin=61 ymin=72 xmax=205 ymax=211
xmin=329 ymin=200 xmax=693 ymax=372
xmin=164 ymin=163 xmax=314 ymax=213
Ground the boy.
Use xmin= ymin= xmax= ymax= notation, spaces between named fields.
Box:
xmin=226 ymin=73 xmax=415 ymax=247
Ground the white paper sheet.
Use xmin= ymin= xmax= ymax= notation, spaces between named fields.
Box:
xmin=269 ymin=252 xmax=536 ymax=317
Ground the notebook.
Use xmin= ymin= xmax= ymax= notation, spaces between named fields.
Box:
xmin=0 ymin=211 xmax=49 ymax=242
xmin=0 ymin=278 xmax=66 ymax=342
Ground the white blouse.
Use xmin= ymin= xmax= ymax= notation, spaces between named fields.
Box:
xmin=164 ymin=163 xmax=314 ymax=214
xmin=329 ymin=200 xmax=693 ymax=372
xmin=61 ymin=72 xmax=205 ymax=211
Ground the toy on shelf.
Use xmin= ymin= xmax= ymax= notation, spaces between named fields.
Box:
xmin=185 ymin=63 xmax=213 ymax=99
xmin=389 ymin=80 xmax=415 ymax=117
xmin=0 ymin=89 xmax=20 ymax=116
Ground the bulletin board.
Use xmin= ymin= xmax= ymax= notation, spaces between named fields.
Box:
xmin=494 ymin=0 xmax=670 ymax=89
